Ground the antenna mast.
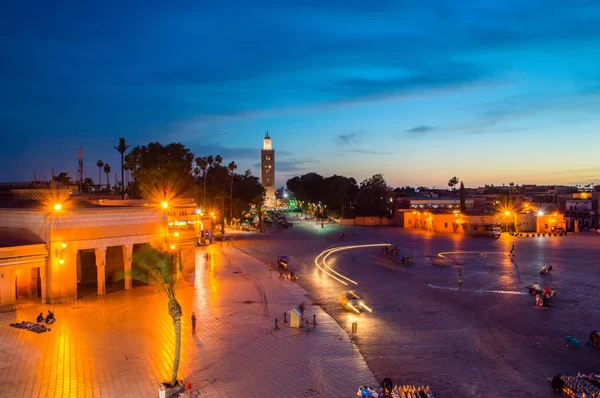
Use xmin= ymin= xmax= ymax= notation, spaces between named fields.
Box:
xmin=77 ymin=147 xmax=85 ymax=193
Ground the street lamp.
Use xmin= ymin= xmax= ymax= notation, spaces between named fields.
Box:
xmin=54 ymin=203 xmax=62 ymax=211
xmin=504 ymin=211 xmax=510 ymax=232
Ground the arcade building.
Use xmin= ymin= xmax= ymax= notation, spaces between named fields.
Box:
xmin=0 ymin=190 xmax=206 ymax=312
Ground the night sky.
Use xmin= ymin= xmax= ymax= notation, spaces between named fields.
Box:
xmin=2 ymin=1 xmax=600 ymax=188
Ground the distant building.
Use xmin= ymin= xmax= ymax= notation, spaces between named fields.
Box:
xmin=260 ymin=132 xmax=275 ymax=208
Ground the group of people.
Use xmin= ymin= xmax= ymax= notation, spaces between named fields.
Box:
xmin=36 ymin=310 xmax=55 ymax=324
xmin=528 ymin=283 xmax=557 ymax=308
xmin=382 ymin=246 xmax=399 ymax=257
xmin=401 ymin=257 xmax=413 ymax=264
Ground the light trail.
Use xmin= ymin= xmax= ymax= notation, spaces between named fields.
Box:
xmin=428 ymin=283 xmax=527 ymax=295
xmin=314 ymin=243 xmax=391 ymax=286
xmin=438 ymin=251 xmax=508 ymax=258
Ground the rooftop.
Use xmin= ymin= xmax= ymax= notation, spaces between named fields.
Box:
xmin=0 ymin=227 xmax=45 ymax=248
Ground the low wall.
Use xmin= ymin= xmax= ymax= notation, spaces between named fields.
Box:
xmin=340 ymin=217 xmax=394 ymax=226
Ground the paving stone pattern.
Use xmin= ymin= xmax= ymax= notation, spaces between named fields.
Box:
xmin=0 ymin=245 xmax=376 ymax=397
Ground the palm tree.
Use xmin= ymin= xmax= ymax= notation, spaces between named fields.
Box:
xmin=103 ymin=164 xmax=111 ymax=191
xmin=448 ymin=176 xmax=459 ymax=191
xmin=96 ymin=160 xmax=104 ymax=187
xmin=113 ymin=138 xmax=130 ymax=198
xmin=131 ymin=246 xmax=183 ymax=388
xmin=228 ymin=161 xmax=237 ymax=223
xmin=214 ymin=155 xmax=223 ymax=186
xmin=195 ymin=157 xmax=208 ymax=208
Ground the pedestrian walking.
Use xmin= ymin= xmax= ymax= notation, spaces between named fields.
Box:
xmin=298 ymin=302 xmax=305 ymax=319
xmin=191 ymin=313 xmax=196 ymax=335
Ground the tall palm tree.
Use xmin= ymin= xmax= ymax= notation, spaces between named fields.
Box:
xmin=228 ymin=161 xmax=237 ymax=223
xmin=113 ymin=138 xmax=130 ymax=198
xmin=195 ymin=157 xmax=208 ymax=209
xmin=214 ymin=155 xmax=223 ymax=187
xmin=131 ymin=246 xmax=183 ymax=388
xmin=96 ymin=160 xmax=104 ymax=186
xmin=103 ymin=164 xmax=111 ymax=190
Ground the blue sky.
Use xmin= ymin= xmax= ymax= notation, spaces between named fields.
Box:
xmin=2 ymin=0 xmax=600 ymax=188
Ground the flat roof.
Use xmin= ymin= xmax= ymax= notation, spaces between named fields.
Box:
xmin=0 ymin=227 xmax=46 ymax=247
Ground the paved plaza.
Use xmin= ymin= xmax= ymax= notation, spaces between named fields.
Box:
xmin=0 ymin=245 xmax=376 ymax=397
xmin=233 ymin=217 xmax=600 ymax=397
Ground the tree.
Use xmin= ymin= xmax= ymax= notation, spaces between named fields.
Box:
xmin=214 ymin=155 xmax=223 ymax=186
xmin=96 ymin=160 xmax=104 ymax=186
xmin=103 ymin=164 xmax=111 ymax=190
xmin=195 ymin=157 xmax=208 ymax=208
xmin=459 ymin=181 xmax=466 ymax=213
xmin=252 ymin=192 xmax=265 ymax=232
xmin=228 ymin=161 xmax=237 ymax=222
xmin=114 ymin=138 xmax=130 ymax=197
xmin=125 ymin=142 xmax=195 ymax=202
xmin=132 ymin=246 xmax=183 ymax=388
xmin=355 ymin=174 xmax=393 ymax=217
xmin=448 ymin=176 xmax=459 ymax=191
xmin=215 ymin=191 xmax=228 ymax=233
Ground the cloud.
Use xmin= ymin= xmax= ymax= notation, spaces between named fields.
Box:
xmin=345 ymin=149 xmax=397 ymax=155
xmin=336 ymin=131 xmax=366 ymax=146
xmin=405 ymin=126 xmax=435 ymax=134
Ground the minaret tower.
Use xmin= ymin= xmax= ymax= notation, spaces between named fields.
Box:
xmin=260 ymin=132 xmax=275 ymax=208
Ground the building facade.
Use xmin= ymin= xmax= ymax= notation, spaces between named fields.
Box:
xmin=0 ymin=195 xmax=201 ymax=311
xmin=260 ymin=132 xmax=275 ymax=208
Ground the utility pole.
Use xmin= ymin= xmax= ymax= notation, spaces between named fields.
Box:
xmin=76 ymin=147 xmax=85 ymax=193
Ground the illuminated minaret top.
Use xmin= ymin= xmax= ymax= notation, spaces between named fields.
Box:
xmin=260 ymin=132 xmax=275 ymax=207
xmin=263 ymin=133 xmax=272 ymax=150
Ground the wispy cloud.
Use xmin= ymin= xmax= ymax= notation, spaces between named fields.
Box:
xmin=405 ymin=126 xmax=435 ymax=134
xmin=345 ymin=149 xmax=397 ymax=155
xmin=336 ymin=131 xmax=366 ymax=146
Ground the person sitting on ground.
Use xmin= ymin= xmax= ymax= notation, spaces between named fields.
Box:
xmin=541 ymin=265 xmax=547 ymax=273
xmin=543 ymin=284 xmax=550 ymax=296
xmin=407 ymin=257 xmax=413 ymax=263
xmin=550 ymin=289 xmax=557 ymax=298
xmin=535 ymin=294 xmax=541 ymax=307
xmin=590 ymin=331 xmax=600 ymax=347
xmin=530 ymin=283 xmax=541 ymax=295
xmin=548 ymin=265 xmax=553 ymax=273
xmin=401 ymin=257 xmax=406 ymax=263
xmin=542 ymin=296 xmax=550 ymax=307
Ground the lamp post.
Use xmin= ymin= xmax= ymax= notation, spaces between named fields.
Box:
xmin=55 ymin=242 xmax=67 ymax=301
xmin=162 ymin=201 xmax=169 ymax=245
xmin=504 ymin=211 xmax=510 ymax=232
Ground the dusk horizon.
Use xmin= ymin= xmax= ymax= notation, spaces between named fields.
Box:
xmin=2 ymin=1 xmax=600 ymax=188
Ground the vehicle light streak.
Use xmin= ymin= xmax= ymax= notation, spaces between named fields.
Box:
xmin=314 ymin=243 xmax=391 ymax=286
xmin=438 ymin=251 xmax=509 ymax=258
xmin=347 ymin=303 xmax=361 ymax=314
xmin=428 ymin=283 xmax=527 ymax=295
xmin=359 ymin=303 xmax=373 ymax=312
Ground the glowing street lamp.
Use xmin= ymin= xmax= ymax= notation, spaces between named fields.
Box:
xmin=161 ymin=201 xmax=168 ymax=209
xmin=54 ymin=203 xmax=62 ymax=211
